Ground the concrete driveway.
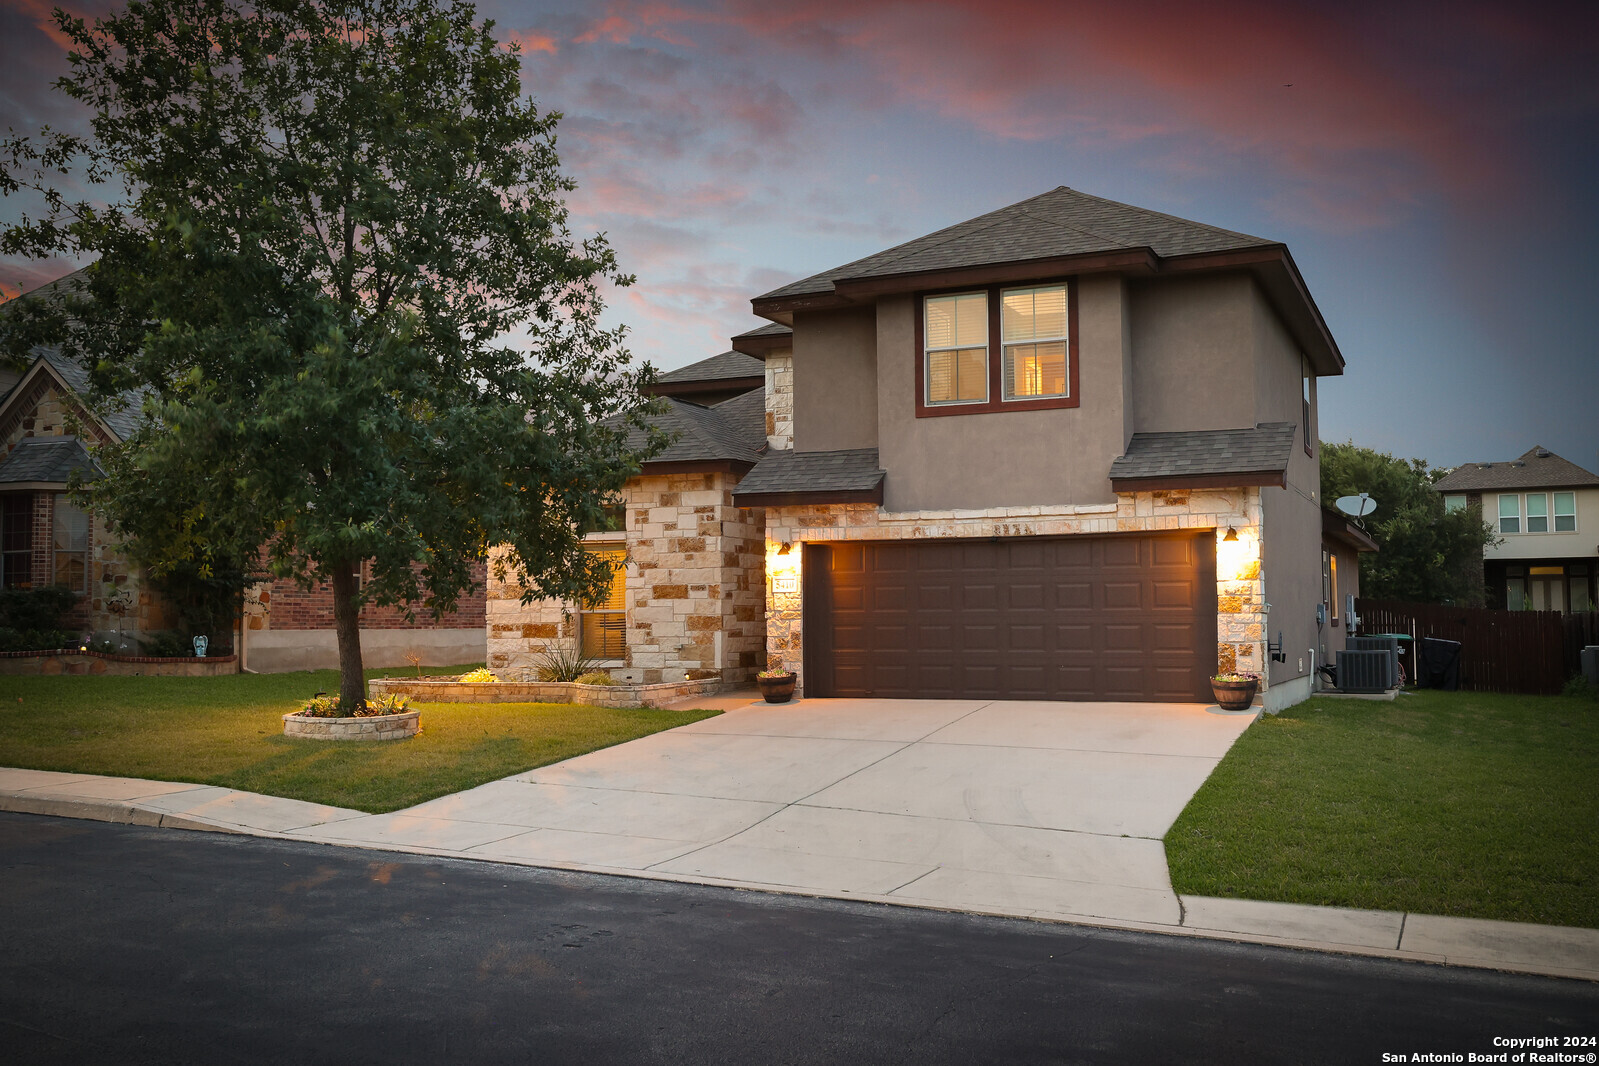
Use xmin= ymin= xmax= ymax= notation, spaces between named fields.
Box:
xmin=300 ymin=697 xmax=1257 ymax=926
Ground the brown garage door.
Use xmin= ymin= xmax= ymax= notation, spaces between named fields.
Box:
xmin=803 ymin=533 xmax=1215 ymax=702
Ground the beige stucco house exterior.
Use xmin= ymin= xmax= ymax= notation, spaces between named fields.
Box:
xmin=1433 ymin=446 xmax=1599 ymax=613
xmin=490 ymin=187 xmax=1358 ymax=710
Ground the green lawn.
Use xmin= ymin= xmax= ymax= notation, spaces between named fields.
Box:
xmin=0 ymin=666 xmax=718 ymax=813
xmin=1166 ymin=689 xmax=1599 ymax=928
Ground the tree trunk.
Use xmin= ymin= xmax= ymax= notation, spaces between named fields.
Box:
xmin=330 ymin=563 xmax=366 ymax=712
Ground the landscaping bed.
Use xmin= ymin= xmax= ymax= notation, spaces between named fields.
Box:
xmin=1165 ymin=688 xmax=1598 ymax=928
xmin=0 ymin=666 xmax=719 ymax=812
xmin=369 ymin=674 xmax=723 ymax=708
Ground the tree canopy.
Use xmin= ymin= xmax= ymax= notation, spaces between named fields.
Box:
xmin=1 ymin=0 xmax=662 ymax=708
xmin=1320 ymin=441 xmax=1497 ymax=606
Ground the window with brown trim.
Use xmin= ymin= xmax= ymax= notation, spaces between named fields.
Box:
xmin=916 ymin=280 xmax=1079 ymax=418
xmin=579 ymin=545 xmax=626 ymax=660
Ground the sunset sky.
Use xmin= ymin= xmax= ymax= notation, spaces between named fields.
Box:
xmin=2 ymin=0 xmax=1595 ymax=472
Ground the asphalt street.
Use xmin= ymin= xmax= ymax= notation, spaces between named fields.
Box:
xmin=1 ymin=811 xmax=1594 ymax=1065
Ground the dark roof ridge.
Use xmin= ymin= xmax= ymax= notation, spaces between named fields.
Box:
xmin=1038 ymin=186 xmax=1271 ymax=250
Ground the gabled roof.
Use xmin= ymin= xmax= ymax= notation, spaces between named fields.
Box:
xmin=751 ymin=186 xmax=1344 ymax=375
xmin=729 ymin=322 xmax=792 ymax=358
xmin=655 ymin=350 xmax=765 ymax=386
xmin=731 ymin=448 xmax=885 ymax=507
xmin=621 ymin=389 xmax=767 ymax=473
xmin=1109 ymin=423 xmax=1298 ymax=491
xmin=1432 ymin=447 xmax=1599 ymax=493
xmin=0 ymin=349 xmax=144 ymax=445
xmin=757 ymin=186 xmax=1273 ymax=304
xmin=0 ymin=435 xmax=101 ymax=486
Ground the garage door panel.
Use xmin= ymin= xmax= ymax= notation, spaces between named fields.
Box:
xmin=808 ymin=533 xmax=1214 ymax=701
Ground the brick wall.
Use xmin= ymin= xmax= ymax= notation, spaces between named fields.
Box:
xmin=252 ymin=561 xmax=488 ymax=632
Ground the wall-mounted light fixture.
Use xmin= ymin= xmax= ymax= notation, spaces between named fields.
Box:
xmin=1223 ymin=526 xmax=1239 ymax=542
xmin=777 ymin=542 xmax=792 ymax=555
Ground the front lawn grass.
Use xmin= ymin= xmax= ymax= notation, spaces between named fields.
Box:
xmin=0 ymin=666 xmax=718 ymax=813
xmin=1166 ymin=689 xmax=1598 ymax=928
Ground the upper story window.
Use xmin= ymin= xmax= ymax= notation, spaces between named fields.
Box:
xmin=1526 ymin=493 xmax=1549 ymax=533
xmin=924 ymin=292 xmax=988 ymax=405
xmin=1001 ymin=287 xmax=1068 ymax=400
xmin=917 ymin=281 xmax=1078 ymax=418
xmin=1554 ymin=492 xmax=1576 ymax=532
xmin=1301 ymin=355 xmax=1313 ymax=457
xmin=1443 ymin=495 xmax=1467 ymax=513
xmin=1498 ymin=494 xmax=1521 ymax=534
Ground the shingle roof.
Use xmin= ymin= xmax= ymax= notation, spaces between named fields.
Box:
xmin=757 ymin=186 xmax=1275 ymax=302
xmin=655 ymin=350 xmax=766 ymax=386
xmin=0 ymin=435 xmax=101 ymax=484
xmin=1109 ymin=423 xmax=1297 ymax=483
xmin=732 ymin=322 xmax=793 ymax=339
xmin=620 ymin=395 xmax=764 ymax=468
xmin=710 ymin=388 xmax=769 ymax=452
xmin=731 ymin=448 xmax=885 ymax=502
xmin=1432 ymin=447 xmax=1599 ymax=492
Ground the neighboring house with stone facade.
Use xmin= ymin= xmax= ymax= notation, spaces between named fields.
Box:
xmin=489 ymin=186 xmax=1360 ymax=709
xmin=2 ymin=270 xmax=486 ymax=670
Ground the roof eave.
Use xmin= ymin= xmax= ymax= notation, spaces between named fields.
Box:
xmin=732 ymin=484 xmax=885 ymax=508
xmin=645 ymin=376 xmax=765 ymax=399
xmin=1111 ymin=469 xmax=1288 ymax=493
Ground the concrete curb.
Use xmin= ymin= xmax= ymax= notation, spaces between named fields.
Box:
xmin=2 ymin=772 xmax=1594 ymax=984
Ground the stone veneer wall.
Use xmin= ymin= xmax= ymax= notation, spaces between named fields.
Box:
xmin=763 ymin=351 xmax=793 ymax=450
xmin=764 ymin=488 xmax=1266 ymax=698
xmin=485 ymin=472 xmax=766 ymax=684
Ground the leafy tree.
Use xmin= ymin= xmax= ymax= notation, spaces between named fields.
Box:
xmin=1320 ymin=441 xmax=1497 ymax=605
xmin=1 ymin=0 xmax=660 ymax=709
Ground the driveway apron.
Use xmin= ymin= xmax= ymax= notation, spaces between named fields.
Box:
xmin=293 ymin=697 xmax=1257 ymax=925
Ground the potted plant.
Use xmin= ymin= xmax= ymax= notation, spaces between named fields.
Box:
xmin=1210 ymin=671 xmax=1260 ymax=711
xmin=757 ymin=667 xmax=796 ymax=704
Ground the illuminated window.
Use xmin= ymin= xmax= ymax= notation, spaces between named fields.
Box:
xmin=52 ymin=495 xmax=89 ymax=593
xmin=1554 ymin=492 xmax=1576 ymax=533
xmin=924 ymin=292 xmax=988 ymax=405
xmin=1498 ymin=494 xmax=1520 ymax=534
xmin=579 ymin=545 xmax=626 ymax=660
xmin=1 ymin=494 xmax=31 ymax=589
xmin=1526 ymin=493 xmax=1548 ymax=533
xmin=1001 ymin=286 xmax=1068 ymax=400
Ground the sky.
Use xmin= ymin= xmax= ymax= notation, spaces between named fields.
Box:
xmin=1 ymin=0 xmax=1596 ymax=472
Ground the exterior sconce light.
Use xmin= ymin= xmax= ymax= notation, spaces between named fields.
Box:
xmin=1223 ymin=526 xmax=1239 ymax=542
xmin=777 ymin=542 xmax=792 ymax=555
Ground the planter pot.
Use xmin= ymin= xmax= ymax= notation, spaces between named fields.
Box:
xmin=757 ymin=674 xmax=796 ymax=704
xmin=1210 ymin=679 xmax=1259 ymax=711
xmin=283 ymin=709 xmax=421 ymax=741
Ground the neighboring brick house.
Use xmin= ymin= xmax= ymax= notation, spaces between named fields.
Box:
xmin=0 ymin=347 xmax=170 ymax=644
xmin=492 ymin=186 xmax=1360 ymax=709
xmin=1432 ymin=446 xmax=1599 ymax=613
xmin=1 ymin=271 xmax=487 ymax=670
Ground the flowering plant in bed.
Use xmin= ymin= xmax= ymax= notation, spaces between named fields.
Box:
xmin=457 ymin=667 xmax=500 ymax=683
xmin=296 ymin=692 xmax=412 ymax=718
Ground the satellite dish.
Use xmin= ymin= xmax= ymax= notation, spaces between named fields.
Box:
xmin=1335 ymin=493 xmax=1377 ymax=519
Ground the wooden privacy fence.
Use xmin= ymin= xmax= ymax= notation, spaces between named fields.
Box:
xmin=1355 ymin=599 xmax=1597 ymax=695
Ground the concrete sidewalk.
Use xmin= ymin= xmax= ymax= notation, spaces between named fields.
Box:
xmin=2 ymin=697 xmax=1595 ymax=983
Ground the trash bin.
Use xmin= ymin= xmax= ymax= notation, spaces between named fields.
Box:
xmin=1417 ymin=637 xmax=1462 ymax=691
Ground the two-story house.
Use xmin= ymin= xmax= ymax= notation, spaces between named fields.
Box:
xmin=490 ymin=187 xmax=1354 ymax=710
xmin=1432 ymin=446 xmax=1599 ymax=613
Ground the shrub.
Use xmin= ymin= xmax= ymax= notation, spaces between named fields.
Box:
xmin=536 ymin=644 xmax=599 ymax=683
xmin=0 ymin=627 xmax=78 ymax=652
xmin=0 ymin=585 xmax=79 ymax=632
xmin=296 ymin=693 xmax=411 ymax=717
xmin=757 ymin=667 xmax=793 ymax=679
xmin=574 ymin=670 xmax=616 ymax=686
xmin=457 ymin=667 xmax=499 ymax=683
xmin=140 ymin=631 xmax=198 ymax=658
xmin=1562 ymin=674 xmax=1599 ymax=701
